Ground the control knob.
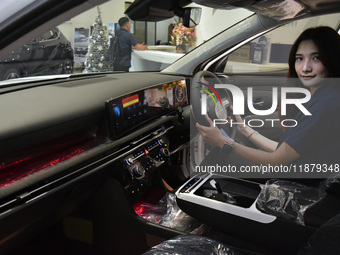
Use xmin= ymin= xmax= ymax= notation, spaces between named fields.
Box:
xmin=161 ymin=148 xmax=170 ymax=157
xmin=132 ymin=165 xmax=145 ymax=179
xmin=126 ymin=158 xmax=134 ymax=165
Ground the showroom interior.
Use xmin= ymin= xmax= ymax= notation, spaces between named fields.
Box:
xmin=56 ymin=0 xmax=252 ymax=72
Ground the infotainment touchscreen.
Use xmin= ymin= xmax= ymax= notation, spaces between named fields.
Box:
xmin=106 ymin=80 xmax=188 ymax=139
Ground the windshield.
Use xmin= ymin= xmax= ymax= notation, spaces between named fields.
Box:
xmin=0 ymin=1 xmax=253 ymax=82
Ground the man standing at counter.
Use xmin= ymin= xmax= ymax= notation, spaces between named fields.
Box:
xmin=114 ymin=17 xmax=148 ymax=72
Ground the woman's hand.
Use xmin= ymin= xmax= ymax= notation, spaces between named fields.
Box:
xmin=228 ymin=106 xmax=249 ymax=137
xmin=231 ymin=110 xmax=278 ymax=152
xmin=196 ymin=116 xmax=228 ymax=149
xmin=233 ymin=114 xmax=250 ymax=137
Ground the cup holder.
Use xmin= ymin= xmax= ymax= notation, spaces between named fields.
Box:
xmin=193 ymin=177 xmax=262 ymax=208
xmin=176 ymin=173 xmax=276 ymax=224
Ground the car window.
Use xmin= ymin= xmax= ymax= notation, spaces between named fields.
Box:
xmin=0 ymin=1 xmax=253 ymax=81
xmin=2 ymin=0 xmax=338 ymax=81
xmin=225 ymin=13 xmax=340 ymax=74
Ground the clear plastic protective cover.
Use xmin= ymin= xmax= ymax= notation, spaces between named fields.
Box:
xmin=256 ymin=180 xmax=326 ymax=225
xmin=142 ymin=234 xmax=242 ymax=255
xmin=135 ymin=192 xmax=210 ymax=234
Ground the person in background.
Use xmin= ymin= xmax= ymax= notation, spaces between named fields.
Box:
xmin=176 ymin=44 xmax=186 ymax=53
xmin=114 ymin=17 xmax=148 ymax=72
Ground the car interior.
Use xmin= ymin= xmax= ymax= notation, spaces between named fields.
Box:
xmin=0 ymin=0 xmax=340 ymax=254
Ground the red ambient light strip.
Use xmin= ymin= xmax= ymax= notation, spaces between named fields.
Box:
xmin=0 ymin=148 xmax=85 ymax=188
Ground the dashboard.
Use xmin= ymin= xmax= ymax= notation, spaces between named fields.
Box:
xmin=0 ymin=72 xmax=190 ymax=205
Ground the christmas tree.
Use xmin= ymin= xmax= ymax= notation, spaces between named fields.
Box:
xmin=83 ymin=7 xmax=111 ymax=73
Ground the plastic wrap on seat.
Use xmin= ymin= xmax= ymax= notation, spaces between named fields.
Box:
xmin=142 ymin=235 xmax=242 ymax=255
xmin=134 ymin=192 xmax=210 ymax=234
xmin=322 ymin=177 xmax=340 ymax=196
xmin=256 ymin=180 xmax=326 ymax=225
xmin=298 ymin=213 xmax=340 ymax=255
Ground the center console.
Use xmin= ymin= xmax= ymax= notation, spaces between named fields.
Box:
xmin=176 ymin=173 xmax=275 ymax=223
xmin=122 ymin=133 xmax=170 ymax=180
xmin=113 ymin=125 xmax=174 ymax=198
xmin=105 ymin=79 xmax=189 ymax=198
xmin=176 ymin=173 xmax=317 ymax=254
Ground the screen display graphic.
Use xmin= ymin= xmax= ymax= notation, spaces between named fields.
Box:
xmin=106 ymin=80 xmax=187 ymax=139
xmin=122 ymin=94 xmax=139 ymax=108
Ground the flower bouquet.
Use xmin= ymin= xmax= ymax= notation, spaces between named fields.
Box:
xmin=171 ymin=19 xmax=197 ymax=47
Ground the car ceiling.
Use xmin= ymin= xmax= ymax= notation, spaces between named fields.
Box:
xmin=126 ymin=0 xmax=340 ymax=22
xmin=192 ymin=0 xmax=340 ymax=12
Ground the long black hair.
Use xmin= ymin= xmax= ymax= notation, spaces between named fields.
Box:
xmin=288 ymin=26 xmax=340 ymax=81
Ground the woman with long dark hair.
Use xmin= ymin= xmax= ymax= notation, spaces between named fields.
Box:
xmin=196 ymin=26 xmax=340 ymax=173
xmin=285 ymin=26 xmax=340 ymax=120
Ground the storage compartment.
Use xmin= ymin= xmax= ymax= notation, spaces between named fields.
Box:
xmin=175 ymin=173 xmax=317 ymax=254
xmin=194 ymin=177 xmax=261 ymax=208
